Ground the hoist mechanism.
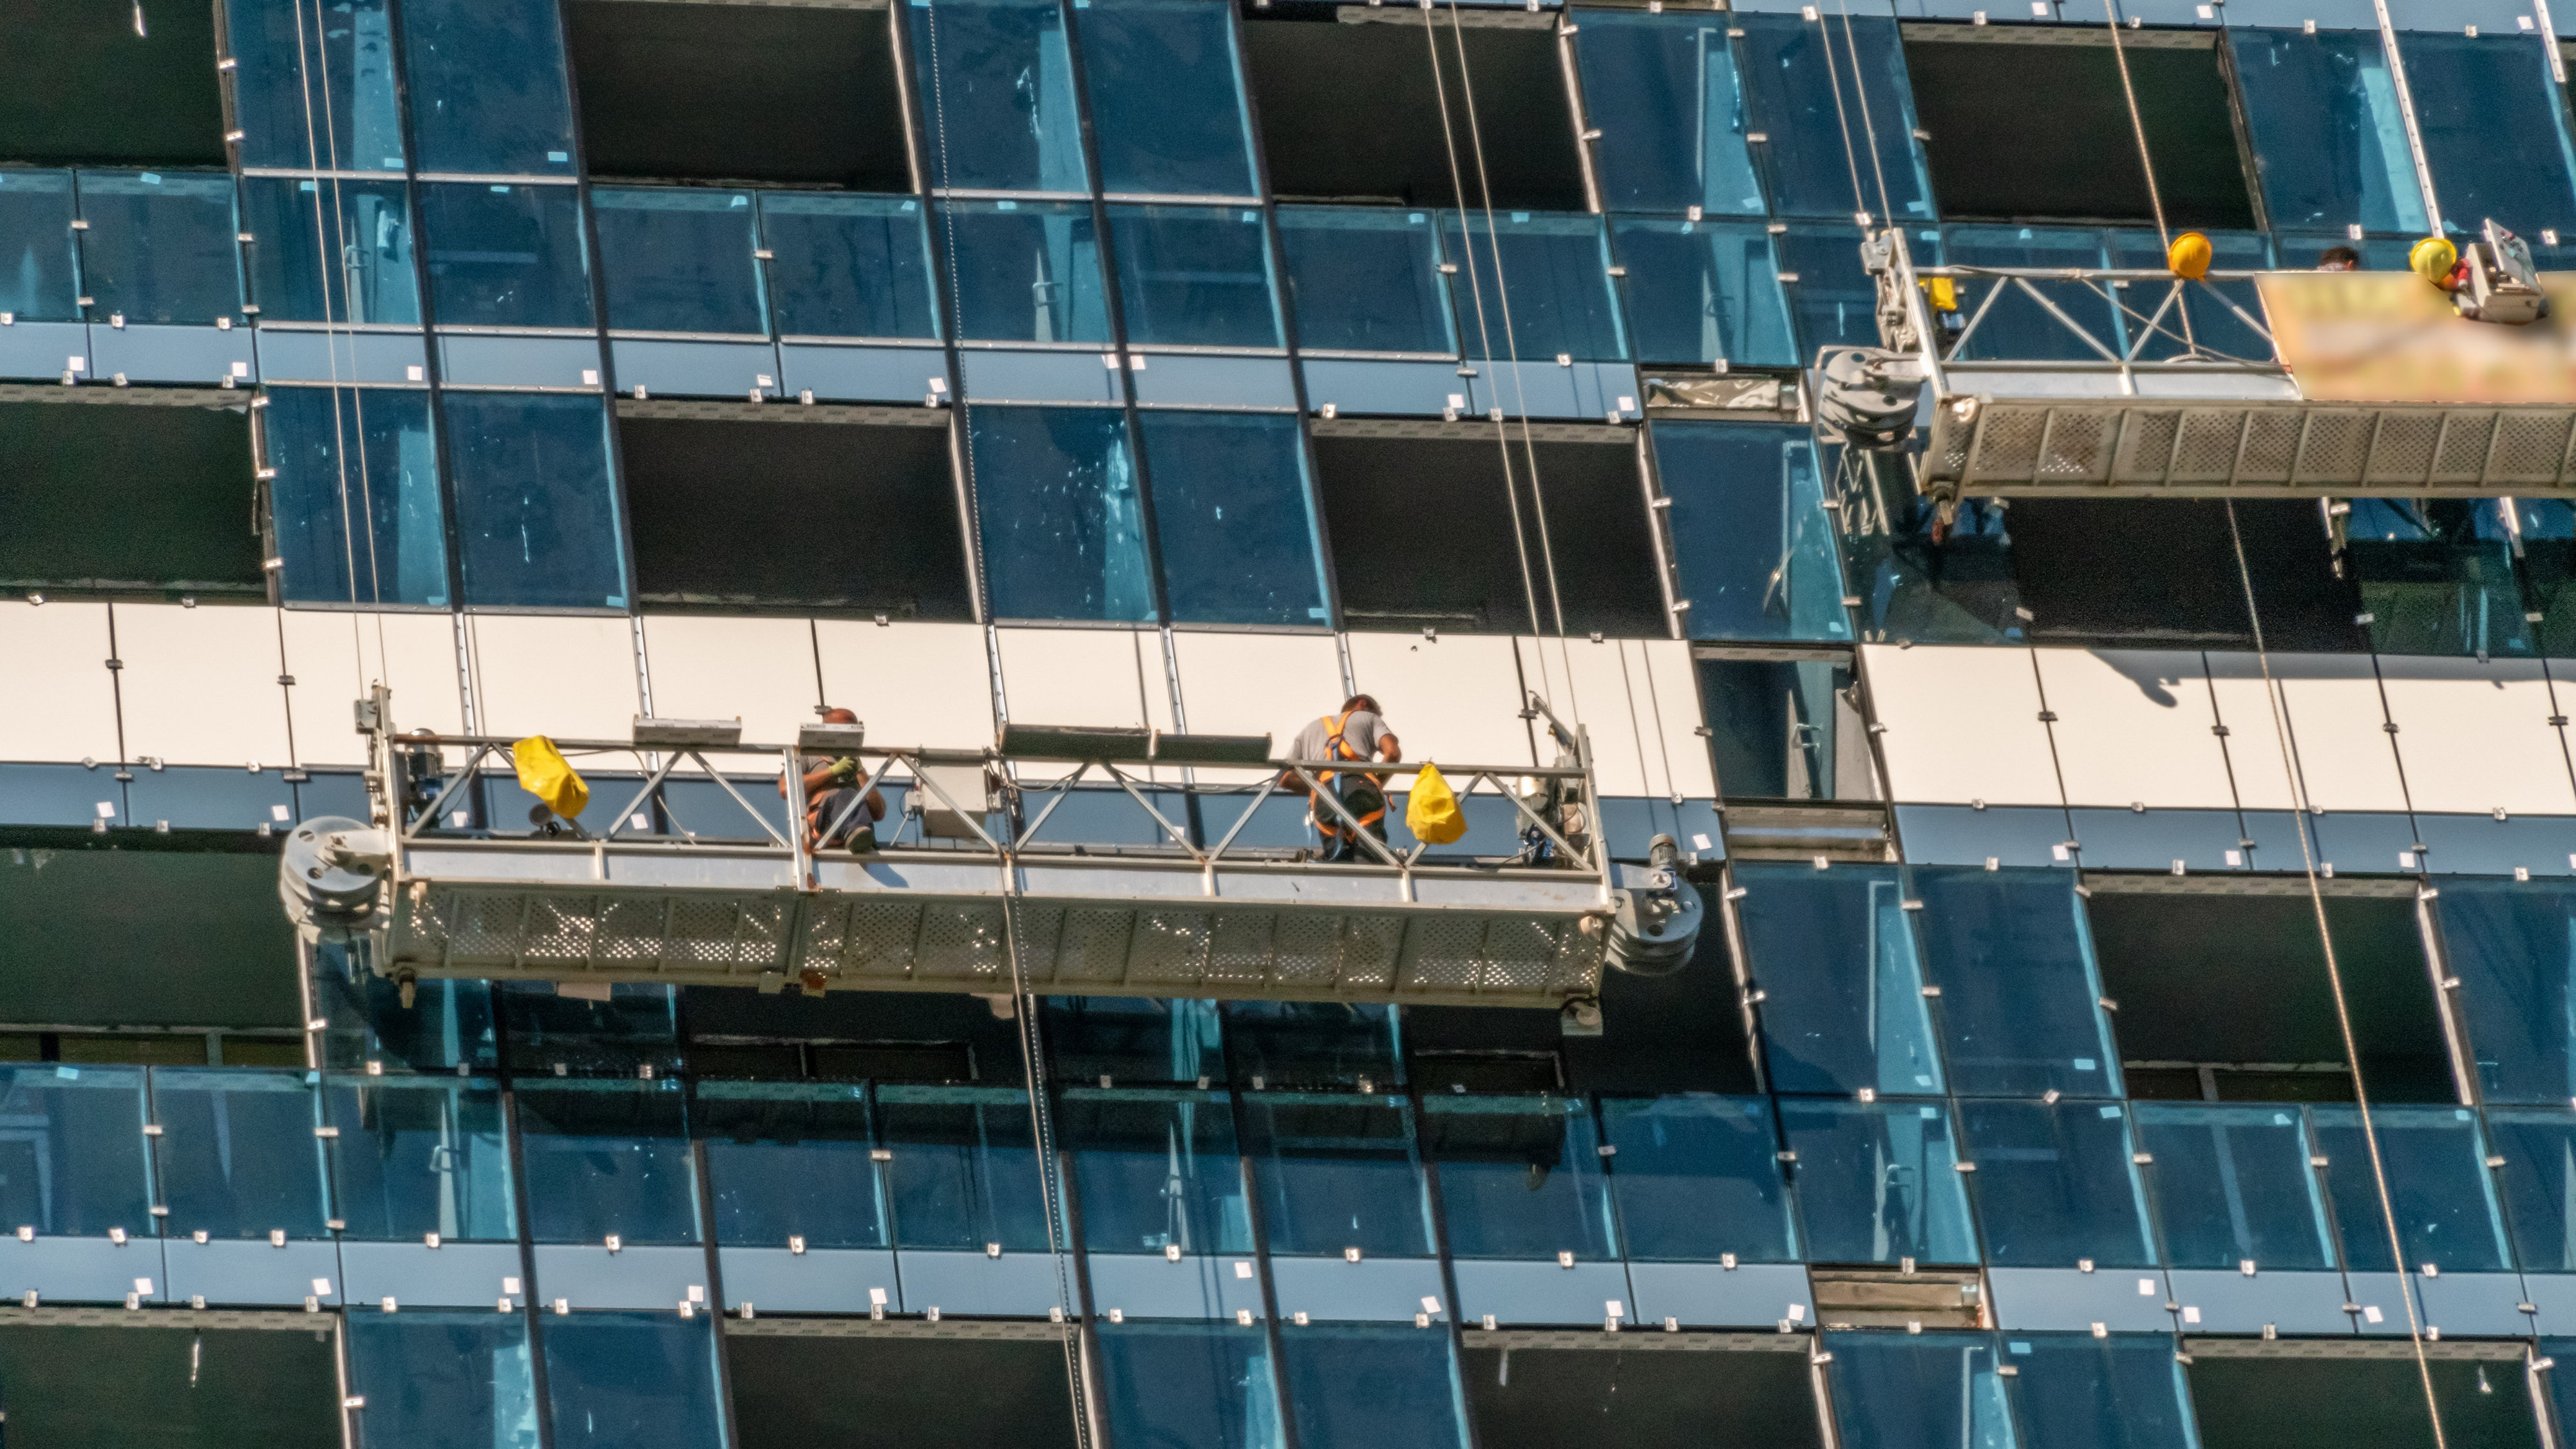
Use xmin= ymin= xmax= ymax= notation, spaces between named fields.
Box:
xmin=278 ymin=688 xmax=1705 ymax=1014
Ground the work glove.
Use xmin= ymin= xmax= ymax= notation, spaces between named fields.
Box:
xmin=826 ymin=757 xmax=860 ymax=786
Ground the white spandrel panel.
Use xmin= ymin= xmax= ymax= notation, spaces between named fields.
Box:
xmin=1344 ymin=631 xmax=1536 ymax=771
xmin=1170 ymin=630 xmax=1343 ymax=742
xmin=0 ymin=600 xmax=119 ymax=762
xmin=1638 ymin=639 xmax=1719 ymax=799
xmin=812 ymin=621 xmax=994 ymax=752
xmin=2199 ymin=653 xmax=2300 ymax=812
xmin=1519 ymin=636 xmax=1658 ymax=797
xmin=2226 ymin=653 xmax=2405 ymax=813
xmin=113 ymin=603 xmax=292 ymax=767
xmin=1859 ymin=643 xmax=2060 ymax=806
xmin=2380 ymin=658 xmax=2576 ymax=816
xmin=466 ymin=614 xmax=641 ymax=743
xmin=639 ymin=616 xmax=822 ymax=753
xmin=279 ymin=611 xmax=464 ymax=764
xmin=995 ymin=627 xmax=1156 ymax=728
xmin=2034 ymin=649 xmax=2235 ymax=810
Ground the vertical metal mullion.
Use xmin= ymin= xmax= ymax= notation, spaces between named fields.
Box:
xmin=1406 ymin=1070 xmax=1490 ymax=1449
xmin=547 ymin=0 xmax=645 ymax=620
xmin=1215 ymin=1009 xmax=1305 ymax=1449
xmin=380 ymin=0 xmax=473 ymax=622
xmin=674 ymin=985 xmax=744 ymax=1449
xmin=494 ymin=1023 xmax=561 ymax=1449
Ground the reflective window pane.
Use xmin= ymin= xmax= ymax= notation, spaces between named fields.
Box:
xmin=1139 ymin=410 xmax=1327 ymax=627
xmin=515 ymin=1079 xmax=701 ymax=1245
xmin=941 ymin=199 xmax=1111 ymax=343
xmin=591 ymin=187 xmax=764 ymax=336
xmin=1223 ymin=1003 xmax=1401 ymax=1092
xmin=2310 ymin=1105 xmax=2512 ymax=1273
xmin=1106 ymin=203 xmax=1281 ymax=348
xmin=968 ymin=406 xmax=1154 ymax=621
xmin=1063 ymin=1088 xmax=1250 ymax=1255
xmin=224 ymin=0 xmax=404 ymax=172
xmin=147 ymin=1068 xmax=327 ymax=1241
xmin=2005 ymin=1334 xmax=2199 ymax=1449
xmin=2400 ymin=34 xmax=2576 ymax=236
xmin=2439 ymin=880 xmax=2576 ymax=1105
xmin=542 ymin=1314 xmax=727 ymax=1449
xmin=1736 ymin=14 xmax=1935 ymax=222
xmin=909 ymin=0 xmax=1090 ymax=193
xmin=442 ymin=392 xmax=629 ymax=610
xmin=760 ymin=193 xmax=940 ymax=340
xmin=1421 ymin=1095 xmax=1617 ymax=1260
xmin=1777 ymin=1098 xmax=1978 ymax=1267
xmin=1239 ymin=1092 xmax=1434 ymax=1258
xmin=1824 ymin=1332 xmax=2018 ymax=1449
xmin=265 ymin=385 xmax=450 ymax=607
xmin=1048 ymin=996 xmax=1226 ymax=1085
xmin=1600 ymin=1095 xmax=1797 ymax=1262
xmin=2225 ymin=28 xmax=2427 ymax=234
xmin=1443 ymin=211 xmax=1627 ymax=363
xmin=1078 ymin=0 xmax=1259 ymax=198
xmin=322 ymin=1076 xmax=516 ymax=1242
xmin=73 ymin=171 xmax=240 ymax=323
xmin=1955 ymin=1100 xmax=2154 ymax=1269
xmin=238 ymin=176 xmax=419 ymax=325
xmin=1738 ymin=866 xmax=1942 ymax=1096
xmin=877 ymin=1084 xmax=1054 ymax=1251
xmin=401 ymin=0 xmax=580 ymax=176
xmin=495 ymin=983 xmax=680 ymax=1078
xmin=419 ymin=182 xmax=595 ymax=330
xmin=346 ymin=1312 xmax=541 ymax=1449
xmin=0 ymin=1065 xmax=153 ymax=1236
xmin=1276 ymin=207 xmax=1455 ymax=355
xmin=0 ymin=171 xmax=81 ymax=321
xmin=1656 ymin=419 xmax=1850 ymax=643
xmin=1095 ymin=1321 xmax=1285 ymax=1449
xmin=2485 ymin=1107 xmax=2576 ymax=1271
xmin=1913 ymin=868 xmax=2121 ymax=1099
xmin=1612 ymin=217 xmax=1797 ymax=368
xmin=1281 ymin=1323 xmax=1469 ymax=1449
xmin=696 ymin=1081 xmax=884 ymax=1249
xmin=2130 ymin=1104 xmax=2334 ymax=1271
xmin=1575 ymin=12 xmax=1765 ymax=216
xmin=1942 ymin=225 xmax=2118 ymax=365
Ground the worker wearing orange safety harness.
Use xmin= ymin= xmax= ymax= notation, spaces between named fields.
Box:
xmin=1285 ymin=694 xmax=1402 ymax=864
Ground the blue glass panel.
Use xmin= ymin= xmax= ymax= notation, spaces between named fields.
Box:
xmin=1777 ymin=1098 xmax=1978 ymax=1266
xmin=2225 ymin=29 xmax=2427 ymax=234
xmin=2485 ymin=1108 xmax=2576 ymax=1271
xmin=346 ymin=1312 xmax=542 ymax=1449
xmin=1077 ymin=0 xmax=1259 ymax=198
xmin=1280 ymin=1323 xmax=1470 ymax=1449
xmin=2003 ymin=1334 xmax=2198 ymax=1449
xmin=1943 ymin=225 xmax=2119 ymax=365
xmin=0 ymin=171 xmax=81 ymax=321
xmin=542 ymin=1313 xmax=727 ymax=1449
xmin=1611 ymin=217 xmax=1796 ymax=367
xmin=1955 ymin=1100 xmax=2153 ymax=1269
xmin=440 ymin=392 xmax=629 ymax=610
xmin=1095 ymin=1321 xmax=1285 ymax=1449
xmin=1106 ymin=203 xmax=1281 ymax=348
xmin=223 ymin=0 xmax=404 ymax=173
xmin=2105 ymin=230 xmax=2275 ymax=365
xmin=309 ymin=940 xmax=498 ymax=1075
xmin=0 ymin=1066 xmax=152 ymax=1236
xmin=73 ymin=171 xmax=239 ymax=323
xmin=1048 ymin=996 xmax=1226 ymax=1084
xmin=2311 ymin=1105 xmax=2512 ymax=1273
xmin=696 ymin=1081 xmax=883 ymax=1249
xmin=2401 ymin=35 xmax=2576 ymax=236
xmin=515 ymin=1079 xmax=701 ymax=1245
xmin=967 ymin=405 xmax=1153 ymax=621
xmin=1654 ymin=419 xmax=1850 ymax=643
xmin=148 ymin=1068 xmax=327 ymax=1240
xmin=400 ymin=0 xmax=579 ymax=176
xmin=942 ymin=199 xmax=1112 ymax=343
xmin=1736 ymin=14 xmax=1935 ymax=222
xmin=1139 ymin=410 xmax=1327 ymax=626
xmin=1825 ymin=1331 xmax=2017 ymax=1449
xmin=322 ymin=1076 xmax=515 ymax=1241
xmin=238 ymin=176 xmax=419 ymax=325
xmin=1600 ymin=1095 xmax=1797 ymax=1262
xmin=1063 ymin=1088 xmax=1250 ymax=1254
xmin=1224 ymin=1002 xmax=1402 ymax=1092
xmin=591 ymin=188 xmax=765 ymax=336
xmin=1736 ymin=865 xmax=1942 ymax=1096
xmin=1576 ymin=13 xmax=1765 ymax=216
xmin=266 ymin=386 xmax=450 ymax=607
xmin=877 ymin=1084 xmax=1054 ymax=1251
xmin=495 ymin=983 xmax=681 ymax=1078
xmin=1421 ymin=1095 xmax=1618 ymax=1260
xmin=1276 ymin=207 xmax=1455 ymax=355
xmin=2439 ymin=880 xmax=2576 ymax=1105
xmin=1240 ymin=1092 xmax=1435 ymax=1257
xmin=2130 ymin=1104 xmax=2333 ymax=1271
xmin=419 ymin=182 xmax=594 ymax=330
xmin=908 ymin=0 xmax=1089 ymax=193
xmin=760 ymin=193 xmax=940 ymax=340
xmin=1912 ymin=868 xmax=2121 ymax=1099
xmin=1443 ymin=212 xmax=1627 ymax=363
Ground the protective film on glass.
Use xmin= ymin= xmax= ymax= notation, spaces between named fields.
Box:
xmin=146 ymin=1068 xmax=328 ymax=1241
xmin=400 ymin=0 xmax=580 ymax=176
xmin=908 ymin=0 xmax=1090 ymax=194
xmin=1736 ymin=865 xmax=1942 ymax=1095
xmin=419 ymin=182 xmax=596 ymax=330
xmin=1611 ymin=216 xmax=1797 ymax=368
xmin=223 ymin=0 xmax=405 ymax=173
xmin=1654 ymin=420 xmax=1850 ymax=643
xmin=265 ymin=385 xmax=449 ymax=607
xmin=1954 ymin=1099 xmax=2155 ymax=1269
xmin=1598 ymin=1094 xmax=1798 ymax=1262
xmin=238 ymin=176 xmax=419 ymax=325
xmin=1575 ymin=12 xmax=1766 ymax=216
xmin=71 ymin=171 xmax=240 ymax=323
xmin=1911 ymin=867 xmax=2121 ymax=1099
xmin=1275 ymin=207 xmax=1457 ymax=355
xmin=1106 ymin=204 xmax=1282 ymax=348
xmin=2225 ymin=28 xmax=2427 ymax=235
xmin=1138 ymin=410 xmax=1327 ymax=627
xmin=760 ymin=193 xmax=941 ymax=340
xmin=969 ymin=405 xmax=1153 ymax=621
xmin=1077 ymin=0 xmax=1260 ymax=199
xmin=1776 ymin=1098 xmax=1979 ymax=1266
xmin=440 ymin=392 xmax=629 ymax=610
xmin=591 ymin=187 xmax=767 ymax=336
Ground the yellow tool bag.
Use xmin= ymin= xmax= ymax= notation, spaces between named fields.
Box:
xmin=513 ymin=735 xmax=589 ymax=819
xmin=1405 ymin=762 xmax=1468 ymax=845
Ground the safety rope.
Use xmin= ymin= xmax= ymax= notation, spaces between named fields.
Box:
xmin=2221 ymin=500 xmax=2449 ymax=1449
xmin=1810 ymin=4 xmax=1874 ymax=225
xmin=1832 ymin=1 xmax=1895 ymax=229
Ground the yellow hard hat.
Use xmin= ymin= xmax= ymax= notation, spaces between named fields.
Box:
xmin=2167 ymin=231 xmax=2213 ymax=281
xmin=2410 ymin=235 xmax=2459 ymax=285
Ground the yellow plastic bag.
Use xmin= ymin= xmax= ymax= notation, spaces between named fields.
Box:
xmin=1405 ymin=762 xmax=1467 ymax=845
xmin=513 ymin=735 xmax=589 ymax=819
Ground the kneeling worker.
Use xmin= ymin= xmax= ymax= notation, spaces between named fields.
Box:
xmin=1286 ymin=696 xmax=1401 ymax=862
xmin=782 ymin=707 xmax=887 ymax=852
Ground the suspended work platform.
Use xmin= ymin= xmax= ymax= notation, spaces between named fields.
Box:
xmin=279 ymin=692 xmax=1702 ymax=1012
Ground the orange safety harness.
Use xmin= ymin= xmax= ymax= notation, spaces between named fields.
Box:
xmin=1311 ymin=709 xmax=1387 ymax=843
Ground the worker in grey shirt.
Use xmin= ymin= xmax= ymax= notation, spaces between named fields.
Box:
xmin=781 ymin=706 xmax=886 ymax=852
xmin=1285 ymin=695 xmax=1401 ymax=862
